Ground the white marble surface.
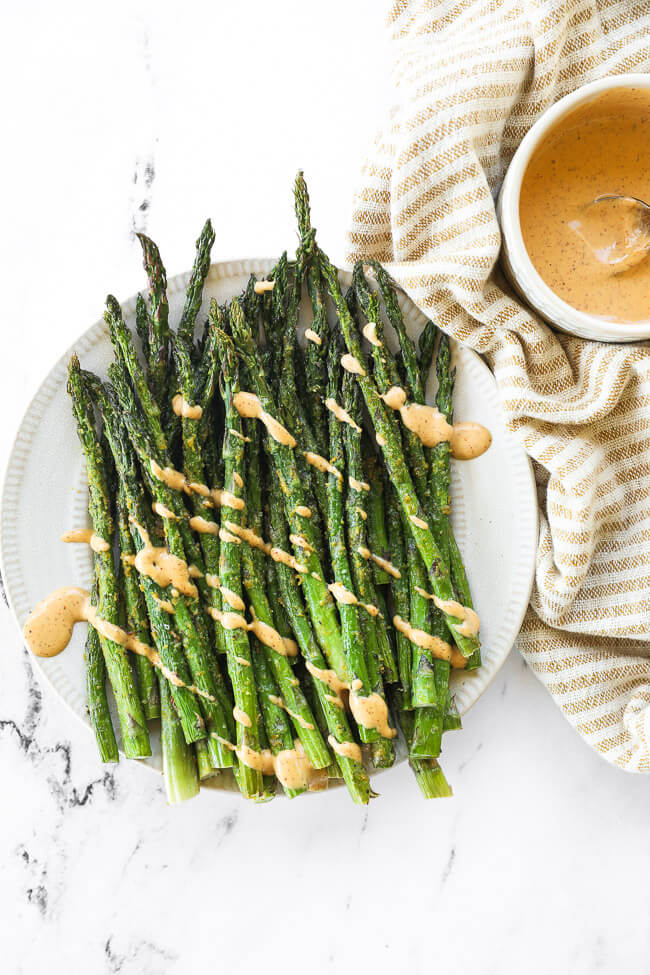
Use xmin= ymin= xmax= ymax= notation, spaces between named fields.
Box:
xmin=2 ymin=3 xmax=649 ymax=973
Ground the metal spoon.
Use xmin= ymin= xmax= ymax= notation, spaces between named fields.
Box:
xmin=570 ymin=194 xmax=650 ymax=273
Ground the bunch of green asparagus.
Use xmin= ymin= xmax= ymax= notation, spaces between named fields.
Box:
xmin=68 ymin=173 xmax=480 ymax=804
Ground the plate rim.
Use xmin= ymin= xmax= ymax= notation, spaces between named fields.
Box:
xmin=0 ymin=256 xmax=538 ymax=789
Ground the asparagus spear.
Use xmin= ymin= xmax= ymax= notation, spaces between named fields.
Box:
xmin=67 ymin=356 xmax=150 ymax=758
xmin=116 ymin=492 xmax=160 ymax=719
xmin=319 ymin=253 xmax=480 ymax=660
xmin=85 ymin=573 xmax=119 ymax=763
xmin=341 ymin=371 xmax=398 ymax=685
xmin=384 ymin=483 xmax=413 ymax=709
xmin=172 ymin=330 xmax=226 ymax=655
xmin=324 ymin=338 xmax=377 ymax=740
xmin=177 ymin=219 xmax=216 ymax=344
xmin=418 ymin=318 xmax=437 ymax=382
xmin=363 ymin=451 xmax=391 ymax=586
xmin=159 ymin=674 xmax=200 ymax=803
xmin=435 ymin=333 xmax=480 ymax=671
xmin=391 ymin=689 xmax=452 ymax=798
xmin=135 ymin=293 xmax=150 ymax=364
xmin=293 ymin=171 xmax=329 ymax=456
xmin=277 ymin=256 xmax=330 ymax=536
xmin=195 ymin=738 xmax=219 ymax=781
xmin=341 ymin=372 xmax=396 ymax=768
xmin=137 ymin=233 xmax=170 ymax=410
xmin=216 ymin=327 xmax=265 ymax=800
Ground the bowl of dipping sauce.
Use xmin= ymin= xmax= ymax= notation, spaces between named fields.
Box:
xmin=498 ymin=74 xmax=650 ymax=342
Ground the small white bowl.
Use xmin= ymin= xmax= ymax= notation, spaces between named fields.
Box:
xmin=497 ymin=73 xmax=650 ymax=343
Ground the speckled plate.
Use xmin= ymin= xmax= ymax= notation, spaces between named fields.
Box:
xmin=0 ymin=259 xmax=537 ymax=792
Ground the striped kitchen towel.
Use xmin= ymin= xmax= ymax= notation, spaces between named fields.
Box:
xmin=346 ymin=0 xmax=650 ymax=769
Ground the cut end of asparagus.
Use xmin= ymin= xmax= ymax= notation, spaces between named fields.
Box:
xmin=412 ymin=759 xmax=453 ymax=799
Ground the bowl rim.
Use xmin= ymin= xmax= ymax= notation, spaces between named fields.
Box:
xmin=499 ymin=72 xmax=650 ymax=343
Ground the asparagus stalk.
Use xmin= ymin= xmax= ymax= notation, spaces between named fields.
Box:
xmin=137 ymin=233 xmax=170 ymax=410
xmin=177 ymin=219 xmax=216 ymax=344
xmin=293 ymin=171 xmax=329 ymax=456
xmin=418 ymin=319 xmax=437 ymax=383
xmin=341 ymin=372 xmax=396 ymax=768
xmin=324 ymin=338 xmax=377 ymax=739
xmin=435 ymin=333 xmax=480 ymax=672
xmin=216 ymin=327 xmax=265 ymax=800
xmin=384 ymin=483 xmax=413 ymax=709
xmin=85 ymin=573 xmax=119 ymax=763
xmin=135 ymin=292 xmax=150 ymax=364
xmin=341 ymin=371 xmax=398 ymax=685
xmin=159 ymin=674 xmax=200 ymax=803
xmin=391 ymin=690 xmax=452 ymax=798
xmin=67 ymin=356 xmax=150 ymax=758
xmin=363 ymin=451 xmax=391 ymax=586
xmin=116 ymin=492 xmax=160 ymax=719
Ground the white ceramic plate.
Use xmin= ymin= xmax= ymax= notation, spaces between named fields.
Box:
xmin=0 ymin=259 xmax=538 ymax=788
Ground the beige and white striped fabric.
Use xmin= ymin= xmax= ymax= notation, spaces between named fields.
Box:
xmin=346 ymin=0 xmax=650 ymax=770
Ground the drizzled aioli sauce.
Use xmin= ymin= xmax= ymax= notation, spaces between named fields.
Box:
xmin=519 ymin=87 xmax=650 ymax=322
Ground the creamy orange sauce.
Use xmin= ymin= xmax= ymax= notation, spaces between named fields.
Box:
xmin=267 ymin=695 xmax=314 ymax=730
xmin=61 ymin=529 xmax=110 ymax=553
xmin=348 ymin=477 xmax=370 ymax=493
xmin=131 ymin=522 xmax=198 ymax=599
xmin=304 ymin=451 xmax=342 ymax=479
xmin=233 ymin=391 xmax=296 ymax=447
xmin=400 ymin=402 xmax=491 ymax=458
xmin=188 ymin=484 xmax=245 ymax=511
xmin=392 ymin=615 xmax=466 ymax=668
xmin=349 ymin=691 xmax=396 ymax=739
xmin=233 ymin=705 xmax=252 ymax=728
xmin=208 ymin=607 xmax=298 ymax=657
xmin=341 ymin=353 xmax=366 ymax=376
xmin=150 ymin=459 xmax=189 ymax=493
xmin=519 ymin=87 xmax=650 ymax=322
xmin=219 ymin=528 xmax=241 ymax=545
xmin=152 ymin=502 xmax=178 ymax=521
xmin=224 ymin=521 xmax=308 ymax=574
xmin=328 ymin=735 xmax=363 ymax=763
xmin=327 ymin=581 xmax=380 ymax=618
xmin=237 ymin=739 xmax=327 ymax=791
xmin=380 ymin=386 xmax=490 ymax=459
xmin=414 ymin=586 xmax=480 ymax=638
xmin=380 ymin=386 xmax=407 ymax=410
xmin=324 ymin=397 xmax=362 ymax=432
xmin=23 ymin=586 xmax=215 ymax=700
xmin=357 ymin=546 xmax=401 ymax=580
xmin=172 ymin=394 xmax=203 ymax=420
xmin=289 ymin=533 xmax=313 ymax=553
xmin=294 ymin=505 xmax=312 ymax=518
xmin=362 ymin=322 xmax=382 ymax=347
xmin=254 ymin=279 xmax=275 ymax=294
